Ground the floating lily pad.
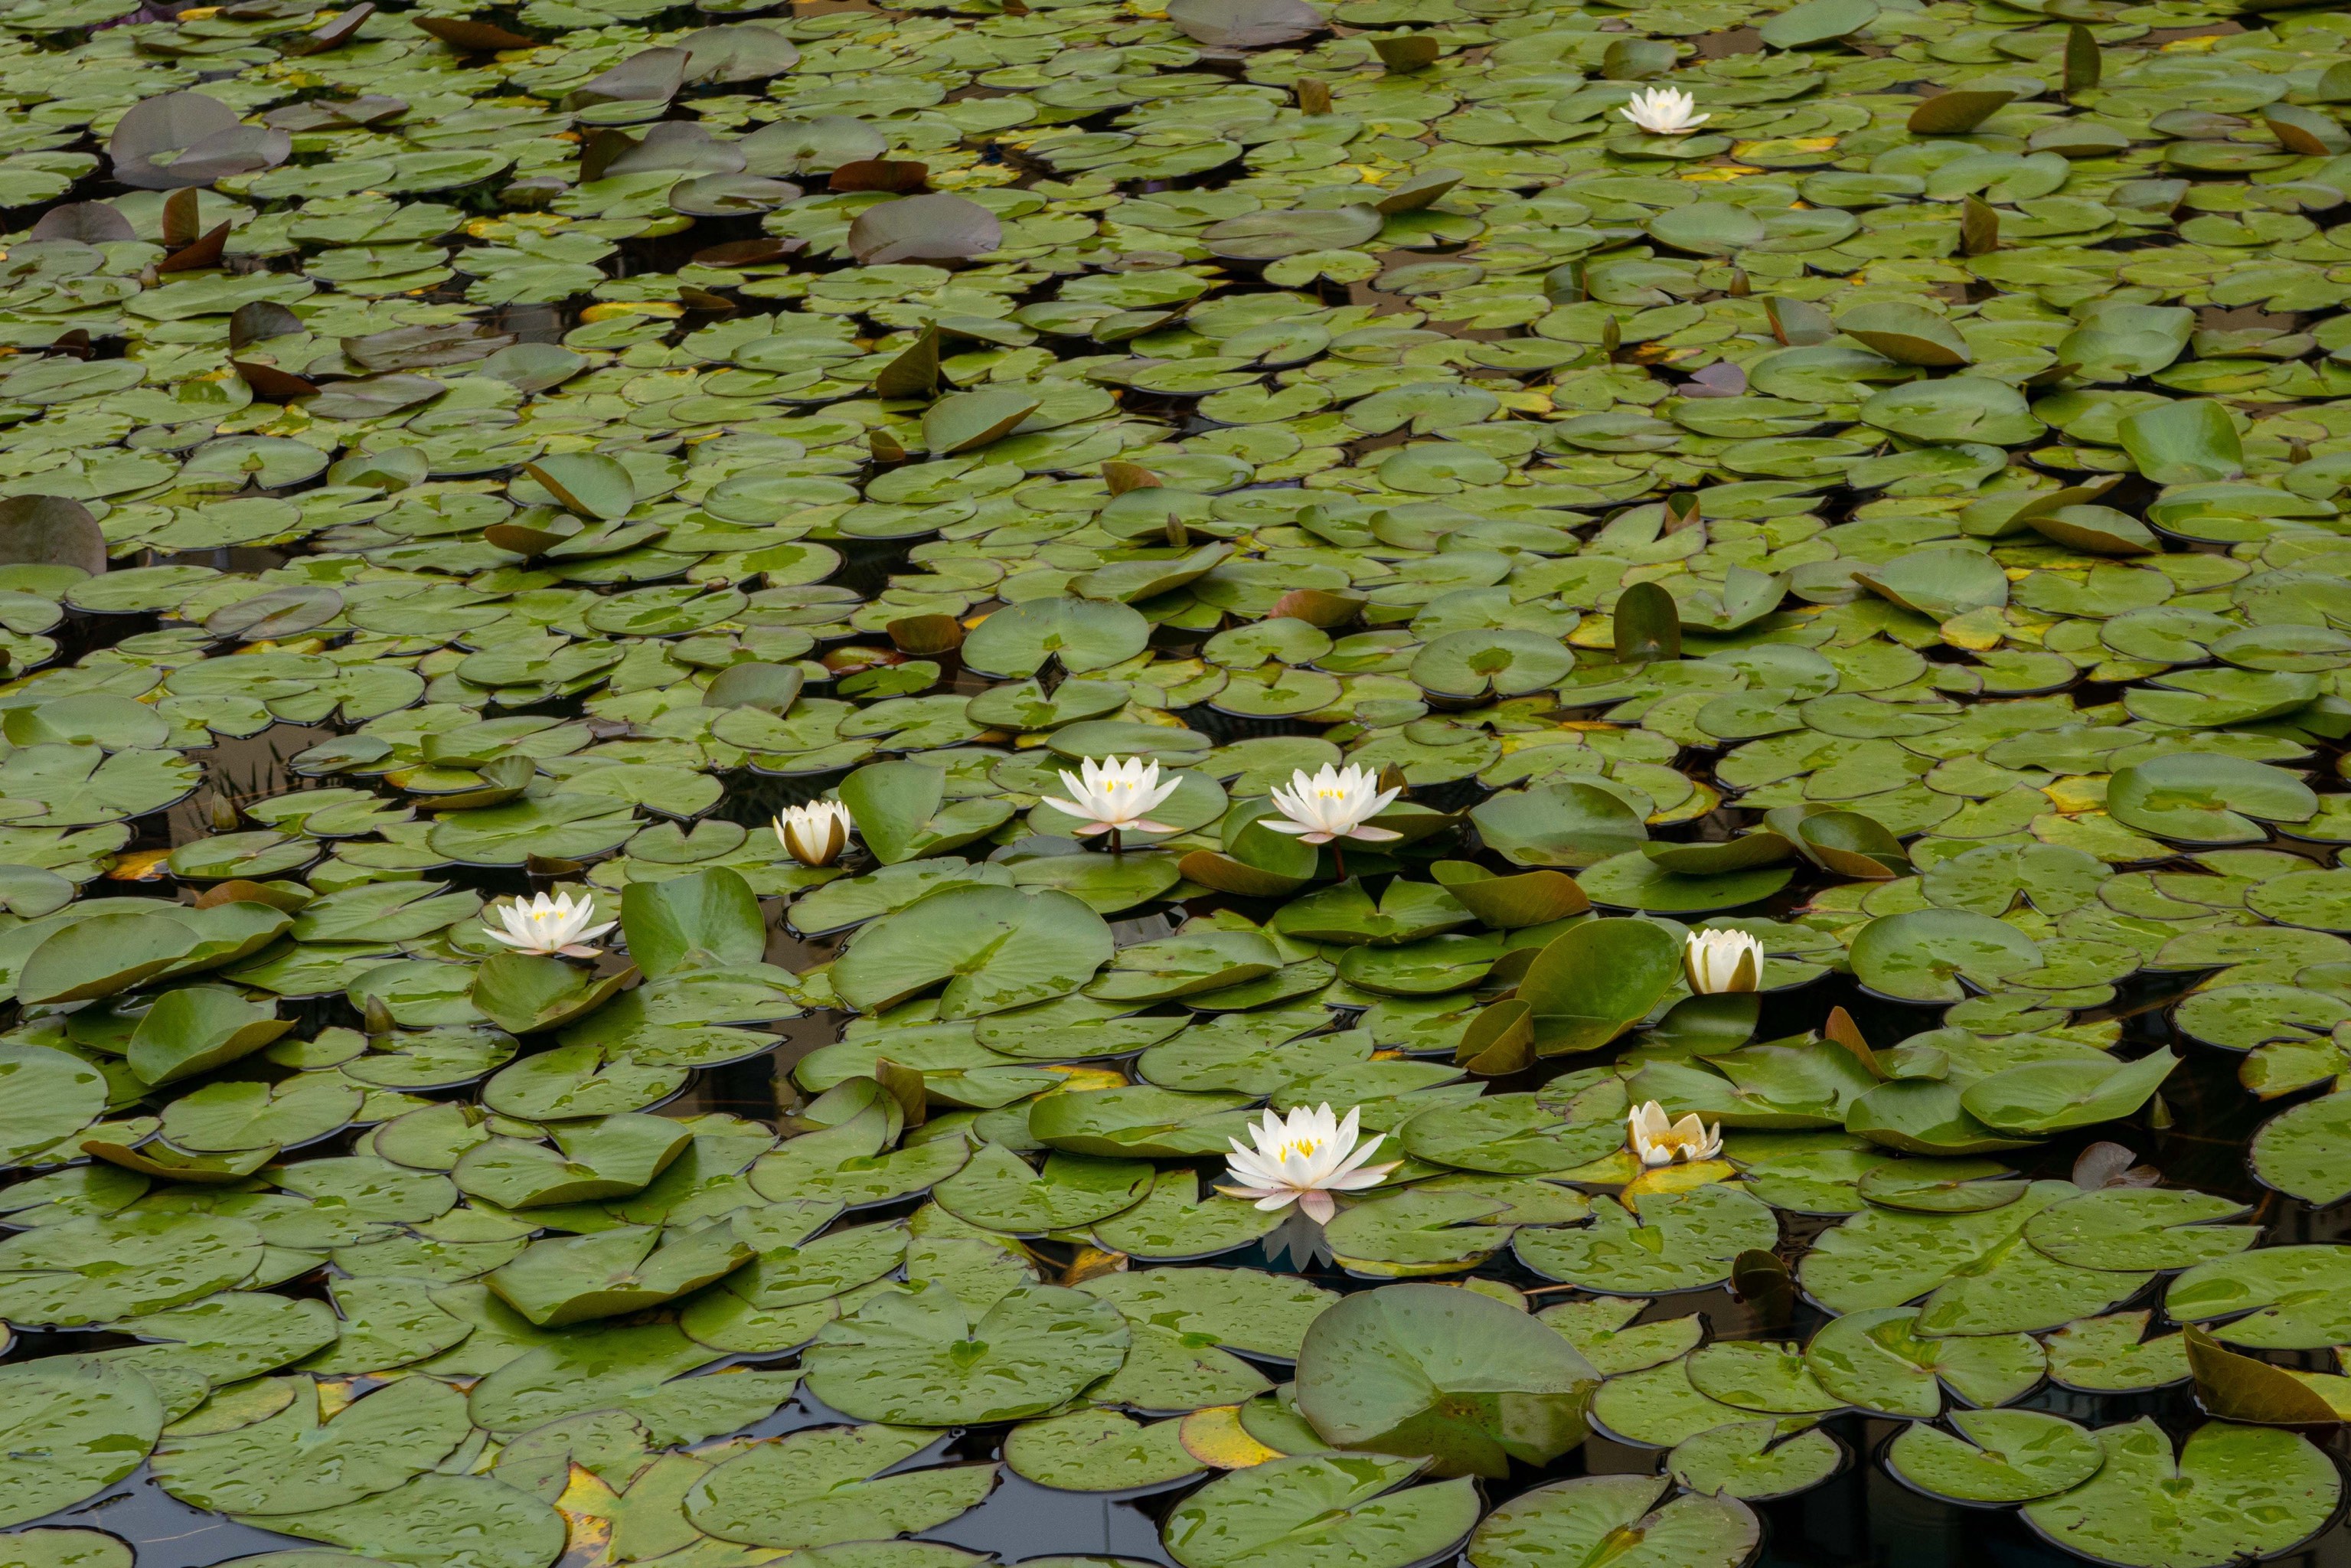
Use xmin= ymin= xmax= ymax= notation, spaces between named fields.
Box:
xmin=1886 ymin=1409 xmax=2104 ymax=1504
xmin=803 ymin=1281 xmax=1130 ymax=1424
xmin=1468 ymin=1475 xmax=1758 ymax=1568
xmin=1162 ymin=1455 xmax=1478 ymax=1568
xmin=2020 ymin=1419 xmax=2338 ymax=1567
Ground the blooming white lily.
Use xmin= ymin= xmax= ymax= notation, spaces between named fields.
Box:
xmin=484 ymin=889 xmax=615 ymax=959
xmin=1264 ymin=763 xmax=1401 ymax=846
xmin=1685 ymin=929 xmax=1765 ymax=995
xmin=1627 ymin=1099 xmax=1722 ymax=1167
xmin=1043 ymin=755 xmax=1181 ymax=842
xmin=1621 ymin=85 xmax=1707 ymax=136
xmin=776 ymin=799 xmax=855 ymax=867
xmin=1219 ymin=1103 xmax=1399 ymax=1223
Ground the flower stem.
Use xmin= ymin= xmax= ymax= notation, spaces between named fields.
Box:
xmin=1109 ymin=827 xmax=1123 ymax=856
xmin=1332 ymin=841 xmax=1347 ymax=880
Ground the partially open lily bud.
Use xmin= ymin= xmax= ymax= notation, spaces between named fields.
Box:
xmin=364 ymin=994 xmax=394 ymax=1038
xmin=1685 ymin=929 xmax=1765 ymax=995
xmin=776 ymin=799 xmax=855 ymax=867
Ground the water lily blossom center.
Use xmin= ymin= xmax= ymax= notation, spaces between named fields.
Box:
xmin=1264 ymin=763 xmax=1402 ymax=845
xmin=1621 ymin=85 xmax=1707 ymax=135
xmin=1219 ymin=1103 xmax=1399 ymax=1223
xmin=1628 ymin=1099 xmax=1723 ymax=1166
xmin=1043 ymin=754 xmax=1182 ymax=838
xmin=484 ymin=889 xmax=615 ymax=959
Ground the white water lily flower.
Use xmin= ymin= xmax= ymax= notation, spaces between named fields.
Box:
xmin=1042 ymin=755 xmax=1181 ymax=838
xmin=1263 ymin=763 xmax=1402 ymax=845
xmin=1219 ymin=1102 xmax=1399 ymax=1223
xmin=776 ymin=799 xmax=855 ymax=867
xmin=1627 ymin=1099 xmax=1722 ymax=1167
xmin=1685 ymin=928 xmax=1765 ymax=994
xmin=1621 ymin=85 xmax=1707 ymax=136
xmin=484 ymin=889 xmax=615 ymax=958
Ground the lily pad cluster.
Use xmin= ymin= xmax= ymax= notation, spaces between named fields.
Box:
xmin=6 ymin=0 xmax=2351 ymax=1557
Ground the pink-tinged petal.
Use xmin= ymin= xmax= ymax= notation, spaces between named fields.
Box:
xmin=1252 ymin=1192 xmax=1298 ymax=1212
xmin=557 ymin=944 xmax=602 ymax=958
xmin=1298 ymin=1191 xmax=1336 ymax=1223
xmin=1257 ymin=818 xmax=1311 ymax=835
xmin=1070 ymin=822 xmax=1113 ymax=836
xmin=1130 ymin=819 xmax=1178 ymax=834
xmin=1342 ymin=825 xmax=1403 ymax=842
xmin=1327 ymin=1162 xmax=1400 ymax=1191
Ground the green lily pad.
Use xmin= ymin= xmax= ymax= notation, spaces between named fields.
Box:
xmin=2021 ymin=1419 xmax=2337 ymax=1567
xmin=684 ymin=1423 xmax=997 ymax=1547
xmin=0 ymin=1361 xmax=163 ymax=1527
xmin=1513 ymin=1184 xmax=1780 ymax=1294
xmin=1161 ymin=1455 xmax=1479 ymax=1568
xmin=1004 ymin=1409 xmax=1205 ymax=1492
xmin=803 ymin=1280 xmax=1131 ymax=1424
xmin=1667 ymin=1420 xmax=1842 ymax=1502
xmin=1293 ymin=1283 xmax=1598 ymax=1477
xmin=1886 ymin=1408 xmax=2104 ymax=1504
xmin=1467 ymin=1475 xmax=1758 ymax=1568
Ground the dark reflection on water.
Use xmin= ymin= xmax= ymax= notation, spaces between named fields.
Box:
xmin=40 ymin=1469 xmax=312 ymax=1568
xmin=924 ymin=1474 xmax=1174 ymax=1566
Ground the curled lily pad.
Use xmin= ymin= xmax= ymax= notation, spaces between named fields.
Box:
xmin=847 ymin=194 xmax=1002 ymax=266
xmin=1959 ymin=1052 xmax=2176 ymax=1136
xmin=1295 ymin=1283 xmax=1598 ymax=1476
xmin=111 ymin=93 xmax=289 ymax=189
xmin=1510 ymin=918 xmax=1681 ymax=1055
xmin=0 ymin=496 xmax=103 ymax=577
